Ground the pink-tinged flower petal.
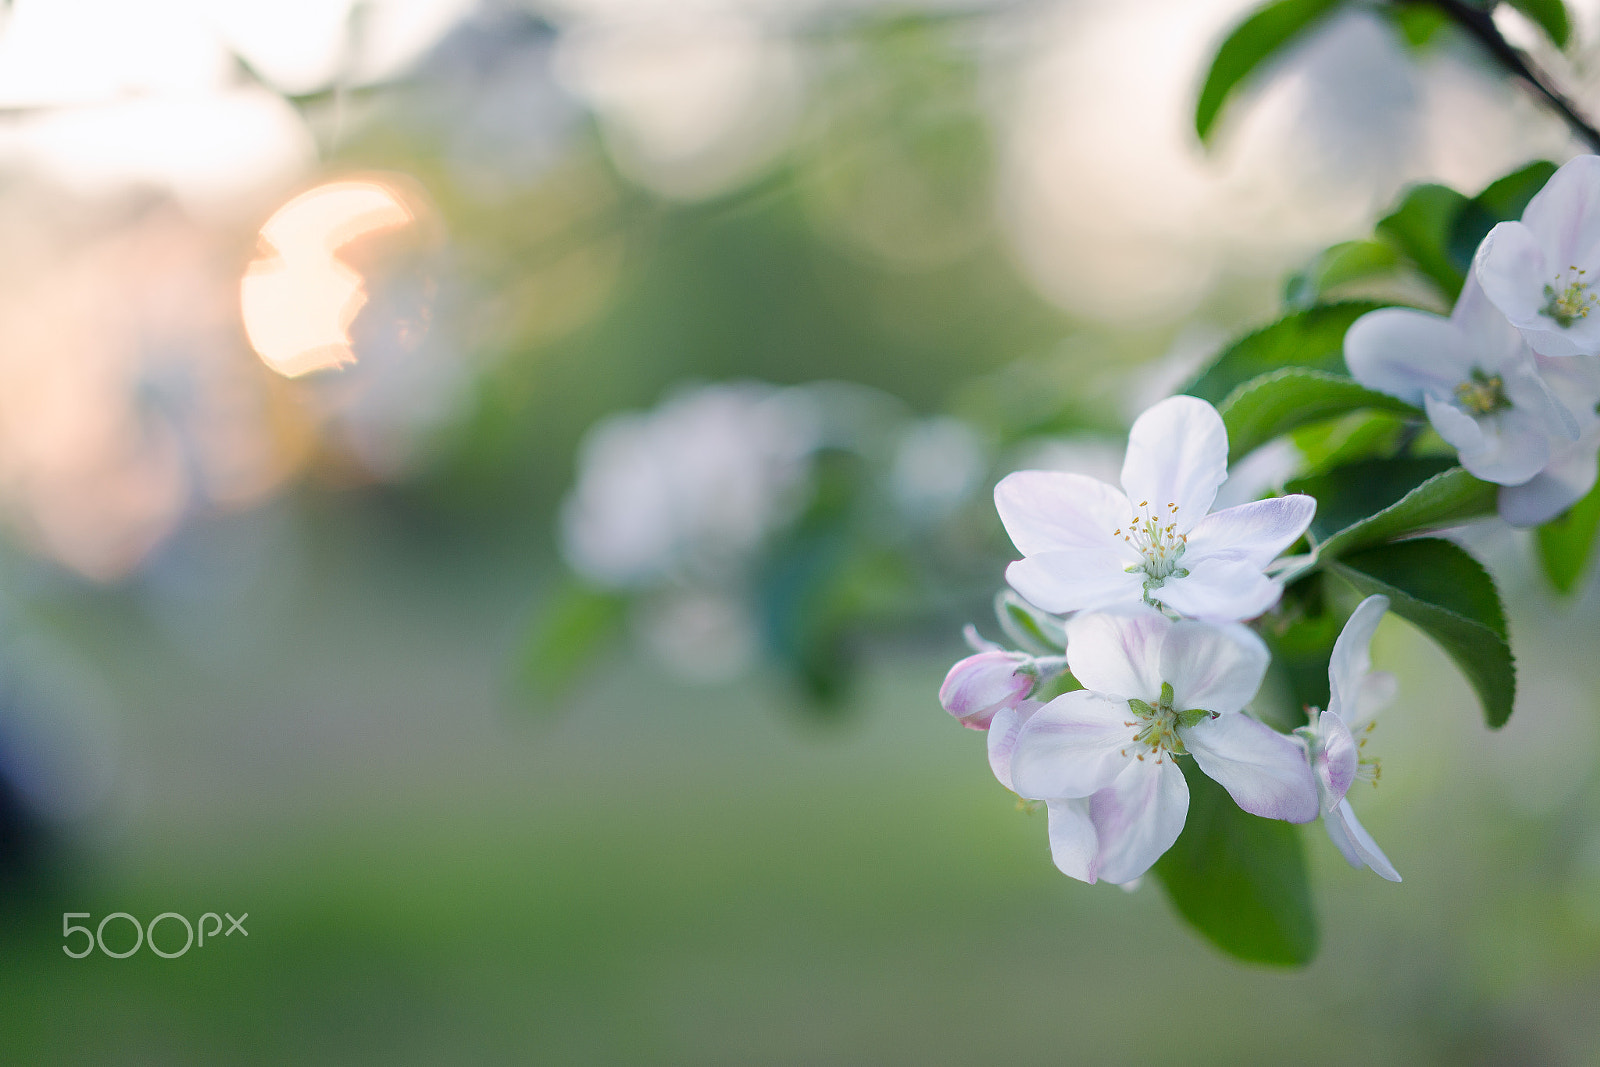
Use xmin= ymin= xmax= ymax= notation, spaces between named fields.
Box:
xmin=1119 ymin=396 xmax=1228 ymax=531
xmin=1182 ymin=495 xmax=1316 ymax=569
xmin=1004 ymin=550 xmax=1144 ymax=617
xmin=1328 ymin=595 xmax=1389 ymax=728
xmin=1154 ymin=556 xmax=1282 ymax=621
xmin=1521 ymin=154 xmax=1600 ymax=269
xmin=1045 ymin=798 xmax=1099 ymax=883
xmin=1307 ymin=708 xmax=1358 ymax=811
xmin=1499 ymin=432 xmax=1600 ymax=525
xmin=986 ymin=700 xmax=1041 ymax=792
xmin=1427 ymin=396 xmax=1552 ymax=485
xmin=1159 ymin=619 xmax=1269 ymax=714
xmin=1089 ymin=757 xmax=1188 ymax=886
xmin=994 ymin=470 xmax=1133 ymax=558
xmin=939 ymin=651 xmax=1033 ymax=730
xmin=1063 ymin=606 xmax=1169 ymax=701
xmin=1345 ymin=307 xmax=1476 ymax=403
xmin=1010 ymin=690 xmax=1135 ymax=800
xmin=1326 ymin=797 xmax=1401 ymax=881
xmin=1183 ymin=712 xmax=1319 ymax=822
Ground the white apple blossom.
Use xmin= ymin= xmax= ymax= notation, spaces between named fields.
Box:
xmin=1295 ymin=595 xmax=1401 ymax=882
xmin=994 ymin=396 xmax=1316 ymax=622
xmin=1500 ymin=353 xmax=1600 ymax=526
xmin=1344 ymin=275 xmax=1578 ymax=486
xmin=1475 ymin=154 xmax=1600 ymax=359
xmin=1005 ymin=607 xmax=1319 ymax=885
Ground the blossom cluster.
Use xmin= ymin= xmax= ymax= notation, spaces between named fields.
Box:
xmin=1348 ymin=154 xmax=1600 ymax=526
xmin=940 ymin=396 xmax=1400 ymax=886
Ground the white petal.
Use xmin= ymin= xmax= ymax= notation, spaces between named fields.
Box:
xmin=1328 ymin=595 xmax=1389 ymax=727
xmin=1045 ymin=798 xmax=1099 ymax=883
xmin=1521 ymin=154 xmax=1600 ymax=269
xmin=1182 ymin=495 xmax=1316 ymax=568
xmin=1451 ymin=271 xmax=1535 ymax=368
xmin=1448 ymin=405 xmax=1552 ymax=486
xmin=1004 ymin=550 xmax=1144 ymax=617
xmin=1499 ymin=435 xmax=1600 ymax=525
xmin=1089 ymin=757 xmax=1189 ymax=886
xmin=986 ymin=700 xmax=1041 ymax=793
xmin=1183 ymin=713 xmax=1319 ymax=823
xmin=1119 ymin=396 xmax=1228 ymax=529
xmin=940 ymin=651 xmax=1033 ymax=729
xmin=1154 ymin=557 xmax=1282 ymax=622
xmin=1344 ymin=307 xmax=1474 ymax=403
xmin=1329 ymin=797 xmax=1401 ymax=881
xmin=1063 ymin=606 xmax=1169 ymax=701
xmin=1422 ymin=393 xmax=1486 ymax=454
xmin=1475 ymin=221 xmax=1551 ymax=331
xmin=994 ymin=471 xmax=1132 ymax=557
xmin=1009 ymin=691 xmax=1135 ymax=800
xmin=1354 ymin=671 xmax=1398 ymax=729
xmin=1308 ymin=708 xmax=1358 ymax=811
xmin=1159 ymin=619 xmax=1270 ymax=714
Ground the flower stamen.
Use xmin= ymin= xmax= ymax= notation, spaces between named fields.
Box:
xmin=1543 ymin=266 xmax=1597 ymax=328
xmin=1453 ymin=368 xmax=1510 ymax=416
xmin=1117 ymin=500 xmax=1189 ymax=600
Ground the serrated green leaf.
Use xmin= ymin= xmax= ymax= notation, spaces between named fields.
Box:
xmin=1195 ymin=0 xmax=1346 ymax=143
xmin=1291 ymin=409 xmax=1410 ymax=474
xmin=1153 ymin=759 xmax=1317 ymax=966
xmin=1326 ymin=538 xmax=1514 ymax=727
xmin=1506 ymin=0 xmax=1570 ymax=48
xmin=1186 ymin=302 xmax=1384 ymax=406
xmin=1312 ymin=465 xmax=1498 ymax=559
xmin=1376 ymin=183 xmax=1471 ymax=301
xmin=1536 ymin=475 xmax=1600 ymax=593
xmin=1287 ymin=456 xmax=1458 ymax=543
xmin=1284 ymin=239 xmax=1401 ymax=308
xmin=1219 ymin=367 xmax=1416 ymax=461
xmin=517 ymin=582 xmax=629 ymax=703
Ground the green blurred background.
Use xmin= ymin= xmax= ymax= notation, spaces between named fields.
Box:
xmin=1 ymin=0 xmax=1599 ymax=1062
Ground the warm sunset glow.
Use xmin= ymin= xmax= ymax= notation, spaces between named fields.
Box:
xmin=240 ymin=180 xmax=415 ymax=378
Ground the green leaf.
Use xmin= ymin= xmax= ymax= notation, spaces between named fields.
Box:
xmin=1291 ymin=409 xmax=1411 ymax=474
xmin=1376 ymin=183 xmax=1472 ymax=301
xmin=1326 ymin=538 xmax=1514 ymax=727
xmin=1287 ymin=456 xmax=1455 ymax=542
xmin=1471 ymin=159 xmax=1557 ymax=221
xmin=516 ymin=582 xmax=629 ymax=702
xmin=1536 ymin=475 xmax=1600 ymax=593
xmin=1219 ymin=367 xmax=1417 ymax=461
xmin=1284 ymin=239 xmax=1400 ymax=308
xmin=1185 ymin=301 xmax=1385 ymax=406
xmin=1153 ymin=759 xmax=1317 ymax=966
xmin=1385 ymin=2 xmax=1450 ymax=50
xmin=1448 ymin=160 xmax=1559 ymax=274
xmin=1505 ymin=0 xmax=1571 ymax=49
xmin=995 ymin=590 xmax=1066 ymax=654
xmin=1312 ymin=465 xmax=1499 ymax=559
xmin=1195 ymin=0 xmax=1346 ymax=143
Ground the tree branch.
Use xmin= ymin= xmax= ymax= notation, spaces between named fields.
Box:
xmin=1412 ymin=0 xmax=1600 ymax=152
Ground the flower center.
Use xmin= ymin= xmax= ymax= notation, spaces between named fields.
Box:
xmin=1115 ymin=500 xmax=1188 ymax=597
xmin=1543 ymin=266 xmax=1597 ymax=328
xmin=1453 ymin=368 xmax=1510 ymax=416
xmin=1121 ymin=681 xmax=1216 ymax=763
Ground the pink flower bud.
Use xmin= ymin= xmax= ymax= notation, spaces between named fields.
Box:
xmin=939 ymin=651 xmax=1034 ymax=730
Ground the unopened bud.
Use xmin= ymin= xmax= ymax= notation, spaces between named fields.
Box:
xmin=939 ymin=650 xmax=1035 ymax=730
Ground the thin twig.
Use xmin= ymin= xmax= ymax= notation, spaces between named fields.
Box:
xmin=1411 ymin=0 xmax=1600 ymax=152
